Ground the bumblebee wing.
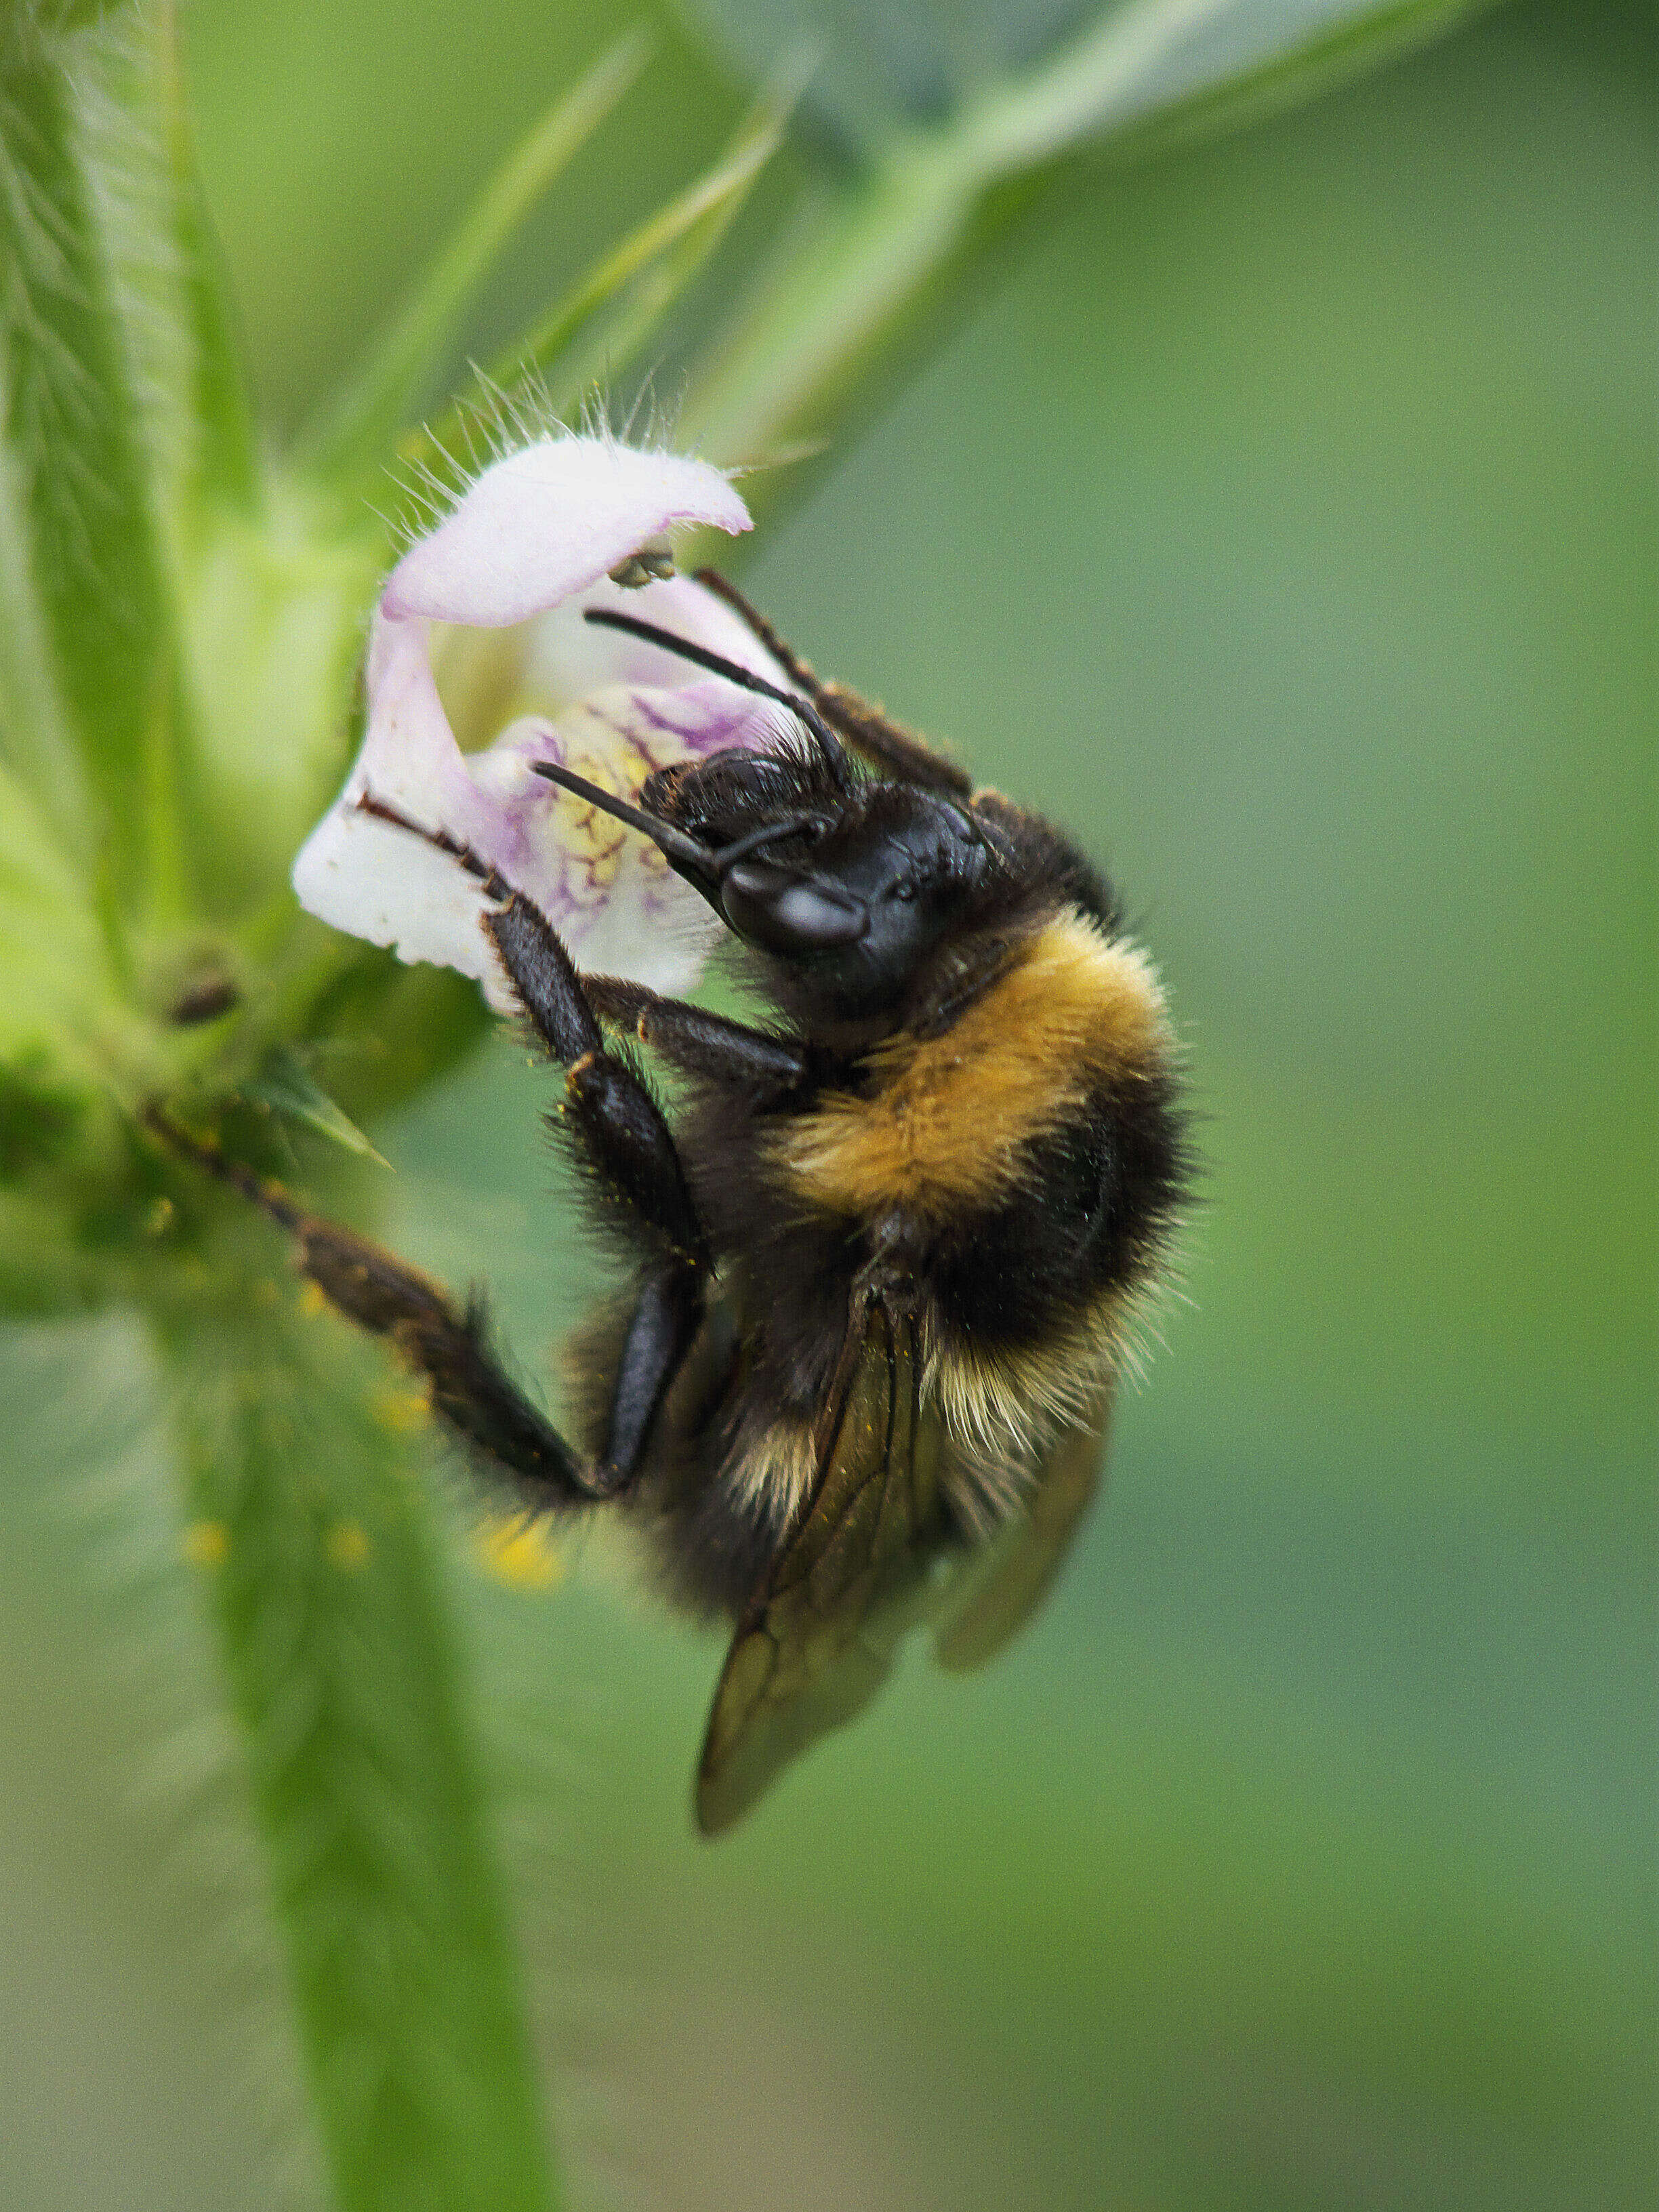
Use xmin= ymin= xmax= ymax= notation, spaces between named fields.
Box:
xmin=933 ymin=1391 xmax=1112 ymax=1673
xmin=696 ymin=1300 xmax=943 ymax=1834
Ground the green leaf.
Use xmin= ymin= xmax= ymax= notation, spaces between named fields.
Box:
xmin=0 ymin=1181 xmax=109 ymax=1311
xmin=680 ymin=0 xmax=1500 ymax=486
xmin=954 ymin=0 xmax=1502 ymax=176
xmin=0 ymin=1 xmax=125 ymax=62
xmin=155 ymin=1243 xmax=560 ymax=2212
xmin=684 ymin=0 xmax=1059 ymax=141
xmin=155 ymin=0 xmax=260 ymax=514
xmin=396 ymin=90 xmax=787 ymax=514
xmin=682 ymin=0 xmax=1499 ymax=146
xmin=300 ymin=33 xmax=651 ymax=488
xmin=243 ymin=1045 xmax=390 ymax=1167
xmin=1082 ymin=0 xmax=1507 ymax=165
xmin=0 ymin=750 xmax=121 ymax=1083
xmin=0 ymin=20 xmax=185 ymax=901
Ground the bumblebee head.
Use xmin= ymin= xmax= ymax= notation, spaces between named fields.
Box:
xmin=537 ymin=740 xmax=994 ymax=1011
xmin=531 ymin=611 xmax=1002 ymax=1012
xmin=684 ymin=756 xmax=998 ymax=1008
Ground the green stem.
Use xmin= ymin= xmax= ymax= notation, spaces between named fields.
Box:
xmin=679 ymin=0 xmax=1505 ymax=518
xmin=680 ymin=137 xmax=990 ymax=474
xmin=153 ymin=1221 xmax=558 ymax=2212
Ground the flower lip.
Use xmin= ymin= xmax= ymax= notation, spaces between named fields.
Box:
xmin=382 ymin=438 xmax=752 ymax=629
xmin=530 ymin=757 xmax=720 ymax=890
xmin=528 ymin=756 xmax=838 ymax=927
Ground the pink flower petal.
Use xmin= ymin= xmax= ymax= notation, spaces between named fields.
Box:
xmin=293 ymin=647 xmax=779 ymax=1008
xmin=295 ymin=439 xmax=792 ymax=1007
xmin=382 ymin=437 xmax=751 ymax=628
xmin=525 ymin=569 xmax=790 ymax=701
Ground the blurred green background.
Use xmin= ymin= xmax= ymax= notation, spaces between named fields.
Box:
xmin=1 ymin=2 xmax=1652 ymax=2207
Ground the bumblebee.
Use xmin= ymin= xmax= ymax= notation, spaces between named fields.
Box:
xmin=179 ymin=577 xmax=1188 ymax=1832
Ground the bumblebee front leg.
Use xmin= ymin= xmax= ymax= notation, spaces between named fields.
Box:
xmin=483 ymin=893 xmax=715 ymax=1493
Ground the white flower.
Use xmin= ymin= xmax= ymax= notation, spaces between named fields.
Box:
xmin=293 ymin=435 xmax=787 ymax=1008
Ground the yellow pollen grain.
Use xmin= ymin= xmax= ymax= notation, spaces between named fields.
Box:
xmin=373 ymin=1386 xmax=430 ymax=1435
xmin=325 ymin=1519 xmax=371 ymax=1571
xmin=298 ymin=1281 xmax=329 ymax=1319
xmin=474 ymin=1517 xmax=562 ymax=1591
xmin=182 ymin=1519 xmax=229 ymax=1568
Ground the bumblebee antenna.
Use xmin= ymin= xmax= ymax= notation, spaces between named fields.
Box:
xmin=582 ymin=607 xmax=857 ymax=796
xmin=527 ymin=761 xmax=720 ymax=882
xmin=531 ymin=766 xmax=825 ymax=885
xmin=358 ymin=781 xmax=720 ymax=897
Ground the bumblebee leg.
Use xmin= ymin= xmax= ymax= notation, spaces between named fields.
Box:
xmin=485 ymin=897 xmax=710 ymax=1270
xmin=600 ymin=1261 xmax=703 ymax=1487
xmin=693 ymin=569 xmax=973 ymax=798
xmin=143 ymin=1110 xmax=595 ymax=1509
xmin=581 ymin=977 xmax=813 ymax=1089
xmin=483 ymin=894 xmax=719 ymax=1491
xmin=346 ymin=800 xmax=724 ymax=1492
xmin=298 ymin=1215 xmax=592 ymax=1499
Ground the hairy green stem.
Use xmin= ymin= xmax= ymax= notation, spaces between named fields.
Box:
xmin=0 ymin=37 xmax=182 ymax=894
xmin=152 ymin=1221 xmax=558 ymax=2212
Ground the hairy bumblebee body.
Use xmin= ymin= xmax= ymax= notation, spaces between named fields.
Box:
xmin=182 ymin=579 xmax=1187 ymax=1831
xmin=581 ymin=800 xmax=1179 ymax=1580
xmin=542 ymin=593 xmax=1185 ymax=1826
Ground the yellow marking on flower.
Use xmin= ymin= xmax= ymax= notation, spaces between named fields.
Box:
xmin=590 ymin=840 xmax=623 ymax=890
xmin=144 ymin=1196 xmax=174 ymax=1237
xmin=182 ymin=1519 xmax=229 ymax=1568
xmin=298 ymin=1281 xmax=329 ymax=1319
xmin=373 ymin=1385 xmax=430 ymax=1435
xmin=325 ymin=1519 xmax=371 ymax=1571
xmin=560 ymin=798 xmax=626 ymax=863
xmin=474 ymin=1516 xmax=562 ymax=1591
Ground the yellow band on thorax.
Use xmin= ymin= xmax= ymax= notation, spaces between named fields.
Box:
xmin=773 ymin=910 xmax=1170 ymax=1220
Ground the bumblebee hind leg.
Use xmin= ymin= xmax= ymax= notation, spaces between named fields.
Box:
xmin=144 ymin=1110 xmax=597 ymax=1510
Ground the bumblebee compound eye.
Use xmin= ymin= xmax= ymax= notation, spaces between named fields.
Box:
xmin=719 ymin=861 xmax=870 ymax=955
